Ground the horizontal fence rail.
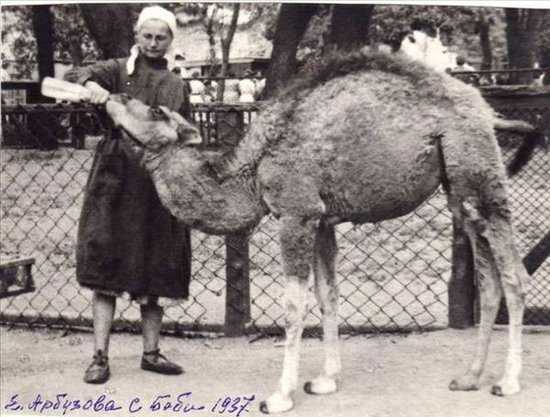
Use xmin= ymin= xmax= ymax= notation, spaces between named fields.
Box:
xmin=1 ymin=87 xmax=549 ymax=336
xmin=450 ymin=68 xmax=550 ymax=87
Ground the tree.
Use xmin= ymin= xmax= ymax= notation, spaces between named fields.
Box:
xmin=52 ymin=5 xmax=100 ymax=66
xmin=264 ymin=4 xmax=381 ymax=98
xmin=176 ymin=3 xmax=275 ymax=99
xmin=2 ymin=6 xmax=37 ymax=80
xmin=263 ymin=4 xmax=319 ymax=98
xmin=31 ymin=5 xmax=54 ymax=79
xmin=2 ymin=5 xmax=101 ymax=80
xmin=504 ymin=8 xmax=547 ymax=84
xmin=217 ymin=3 xmax=240 ymax=100
xmin=80 ymin=4 xmax=135 ymax=59
xmin=326 ymin=4 xmax=375 ymax=52
xmin=475 ymin=9 xmax=493 ymax=70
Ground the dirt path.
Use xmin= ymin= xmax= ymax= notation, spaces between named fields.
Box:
xmin=1 ymin=326 xmax=549 ymax=417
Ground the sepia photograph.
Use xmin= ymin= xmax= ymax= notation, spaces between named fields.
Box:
xmin=1 ymin=1 xmax=549 ymax=416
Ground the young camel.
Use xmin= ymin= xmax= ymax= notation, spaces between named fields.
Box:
xmin=104 ymin=50 xmax=539 ymax=414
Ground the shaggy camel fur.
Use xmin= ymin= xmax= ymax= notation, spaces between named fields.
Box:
xmin=105 ymin=50 xmax=540 ymax=414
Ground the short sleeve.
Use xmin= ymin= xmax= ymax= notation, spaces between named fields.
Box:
xmin=63 ymin=59 xmax=121 ymax=92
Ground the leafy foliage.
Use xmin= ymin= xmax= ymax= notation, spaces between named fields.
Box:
xmin=173 ymin=3 xmax=274 ymax=76
xmin=2 ymin=6 xmax=36 ymax=80
xmin=52 ymin=5 xmax=100 ymax=65
xmin=278 ymin=5 xmax=507 ymax=71
xmin=2 ymin=5 xmax=100 ymax=80
xmin=370 ymin=5 xmax=503 ymax=53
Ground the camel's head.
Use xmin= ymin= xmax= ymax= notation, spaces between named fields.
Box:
xmin=106 ymin=94 xmax=202 ymax=150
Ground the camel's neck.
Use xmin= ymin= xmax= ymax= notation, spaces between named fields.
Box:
xmin=222 ymin=100 xmax=295 ymax=178
xmin=201 ymin=174 xmax=264 ymax=234
xmin=146 ymin=148 xmax=265 ymax=235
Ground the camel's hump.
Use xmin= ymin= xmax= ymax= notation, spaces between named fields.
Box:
xmin=268 ymin=49 xmax=493 ymax=130
xmin=278 ymin=50 xmax=445 ymax=100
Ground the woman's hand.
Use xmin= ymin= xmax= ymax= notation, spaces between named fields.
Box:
xmin=84 ymin=81 xmax=110 ymax=104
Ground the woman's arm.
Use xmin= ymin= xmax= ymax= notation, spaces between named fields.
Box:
xmin=64 ymin=59 xmax=121 ymax=104
xmin=63 ymin=59 xmax=120 ymax=91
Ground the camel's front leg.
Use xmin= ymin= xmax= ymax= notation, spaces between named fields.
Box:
xmin=305 ymin=221 xmax=341 ymax=395
xmin=260 ymin=216 xmax=316 ymax=414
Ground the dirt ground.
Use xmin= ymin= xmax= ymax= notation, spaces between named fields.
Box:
xmin=1 ymin=325 xmax=549 ymax=417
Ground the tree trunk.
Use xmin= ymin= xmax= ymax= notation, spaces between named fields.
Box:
xmin=477 ymin=11 xmax=493 ymax=70
xmin=69 ymin=36 xmax=84 ymax=67
xmin=264 ymin=4 xmax=318 ymax=99
xmin=31 ymin=5 xmax=55 ymax=80
xmin=31 ymin=5 xmax=58 ymax=149
xmin=80 ymin=4 xmax=134 ymax=59
xmin=326 ymin=4 xmax=375 ymax=52
xmin=505 ymin=8 xmax=544 ymax=84
xmin=217 ymin=3 xmax=240 ymax=102
xmin=203 ymin=8 xmax=218 ymax=78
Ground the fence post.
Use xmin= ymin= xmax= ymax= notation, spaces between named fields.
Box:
xmin=216 ymin=107 xmax=244 ymax=148
xmin=70 ymin=113 xmax=86 ymax=149
xmin=218 ymin=109 xmax=251 ymax=336
xmin=225 ymin=233 xmax=251 ymax=336
xmin=448 ymin=218 xmax=476 ymax=328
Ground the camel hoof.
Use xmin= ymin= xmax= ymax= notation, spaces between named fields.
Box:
xmin=304 ymin=376 xmax=338 ymax=395
xmin=491 ymin=380 xmax=520 ymax=397
xmin=449 ymin=377 xmax=479 ymax=392
xmin=259 ymin=393 xmax=294 ymax=414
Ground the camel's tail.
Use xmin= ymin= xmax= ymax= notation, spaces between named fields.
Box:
xmin=493 ymin=118 xmax=547 ymax=176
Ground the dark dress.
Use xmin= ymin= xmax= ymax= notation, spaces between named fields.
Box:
xmin=64 ymin=55 xmax=192 ymax=300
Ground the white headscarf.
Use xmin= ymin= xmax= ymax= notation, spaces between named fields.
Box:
xmin=127 ymin=6 xmax=177 ymax=75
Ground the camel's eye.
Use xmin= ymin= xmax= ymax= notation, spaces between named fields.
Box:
xmin=149 ymin=106 xmax=169 ymax=121
xmin=119 ymin=94 xmax=131 ymax=104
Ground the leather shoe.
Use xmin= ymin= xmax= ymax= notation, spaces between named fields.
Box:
xmin=84 ymin=350 xmax=110 ymax=384
xmin=141 ymin=349 xmax=183 ymax=375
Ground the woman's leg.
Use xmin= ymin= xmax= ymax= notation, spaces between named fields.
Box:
xmin=141 ymin=301 xmax=163 ymax=353
xmin=140 ymin=300 xmax=183 ymax=375
xmin=92 ymin=291 xmax=116 ymax=353
xmin=84 ymin=291 xmax=115 ymax=384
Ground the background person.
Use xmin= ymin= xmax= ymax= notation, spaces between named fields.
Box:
xmin=452 ymin=55 xmax=479 ymax=85
xmin=189 ymin=71 xmax=206 ymax=104
xmin=63 ymin=5 xmax=191 ymax=384
xmin=223 ymin=72 xmax=240 ymax=103
xmin=238 ymin=69 xmax=256 ymax=103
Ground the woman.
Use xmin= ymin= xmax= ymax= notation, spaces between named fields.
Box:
xmin=238 ymin=69 xmax=256 ymax=103
xmin=64 ymin=6 xmax=191 ymax=384
xmin=189 ymin=71 xmax=206 ymax=104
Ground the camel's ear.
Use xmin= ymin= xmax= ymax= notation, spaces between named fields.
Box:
xmin=155 ymin=106 xmax=202 ymax=145
xmin=177 ymin=123 xmax=203 ymax=145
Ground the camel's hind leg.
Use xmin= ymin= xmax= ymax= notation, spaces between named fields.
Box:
xmin=484 ymin=214 xmax=526 ymax=396
xmin=449 ymin=197 xmax=526 ymax=395
xmin=304 ymin=221 xmax=341 ymax=395
xmin=260 ymin=216 xmax=317 ymax=414
xmin=449 ymin=202 xmax=503 ymax=391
